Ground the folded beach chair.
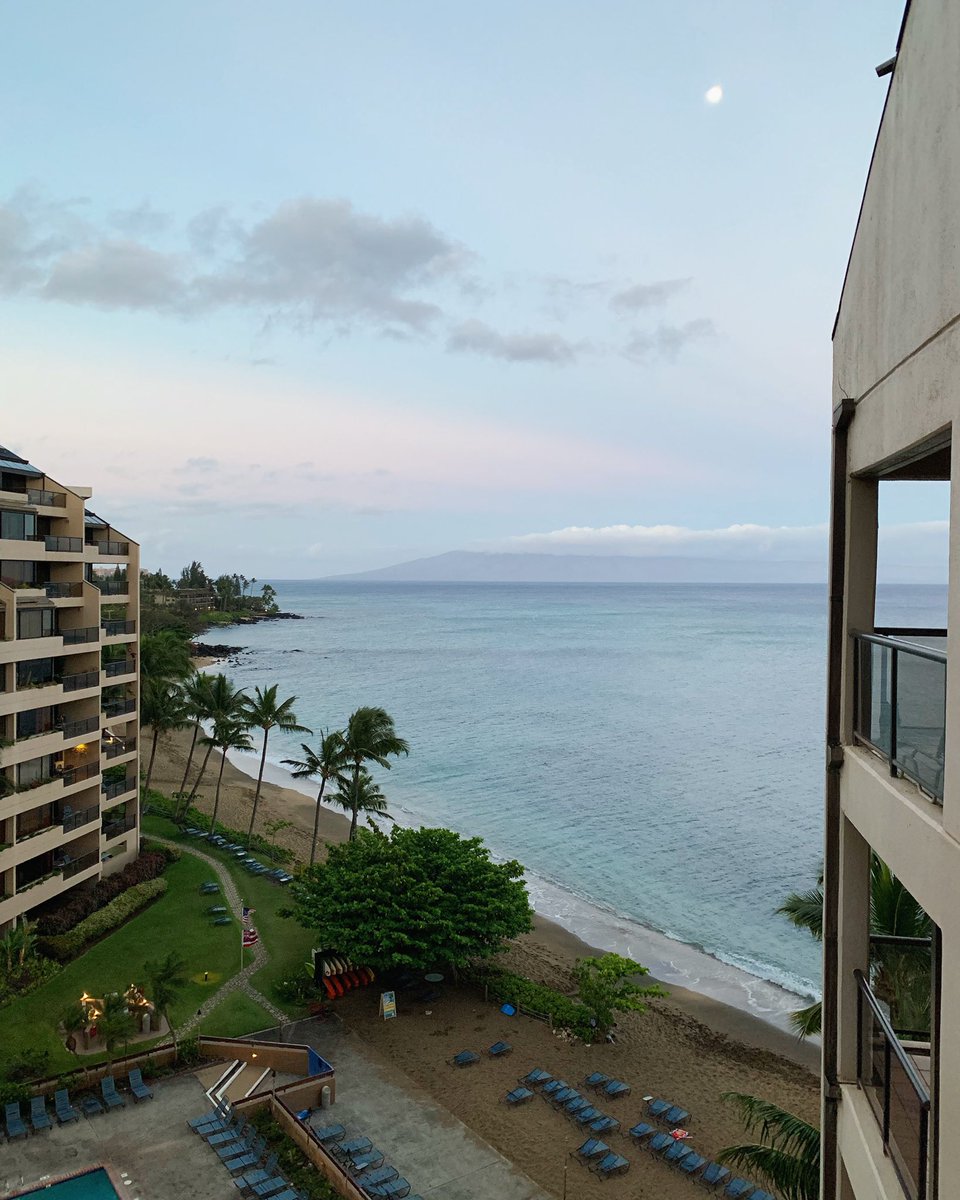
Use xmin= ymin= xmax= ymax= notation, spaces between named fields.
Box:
xmin=450 ymin=1050 xmax=479 ymax=1067
xmin=590 ymin=1152 xmax=629 ymax=1179
xmin=30 ymin=1095 xmax=53 ymax=1132
xmin=225 ymin=1136 xmax=267 ymax=1173
xmin=700 ymin=1162 xmax=731 ymax=1188
xmin=361 ymin=1167 xmax=399 ymax=1188
xmin=723 ymin=1182 xmax=756 ymax=1199
xmin=627 ymin=1121 xmax=654 ymax=1143
xmin=200 ymin=882 xmax=220 ymax=894
xmin=217 ymin=1130 xmax=260 ymax=1160
xmin=101 ymin=1076 xmax=126 ymax=1109
xmin=5 ymin=1101 xmax=27 ymax=1139
xmin=644 ymin=1132 xmax=674 ymax=1154
xmin=583 ymin=1071 xmax=609 ymax=1090
xmin=310 ymin=1122 xmax=346 ymax=1143
xmin=207 ymin=904 xmax=228 ymax=914
xmin=55 ymin=1088 xmax=80 ymax=1124
xmin=571 ymin=1138 xmax=609 ymax=1161
xmin=660 ymin=1139 xmax=692 ymax=1165
xmin=214 ymin=916 xmax=233 ymax=925
xmin=550 ymin=1087 xmax=579 ymax=1107
xmin=488 ymin=1040 xmax=512 ymax=1057
xmin=209 ymin=1117 xmax=248 ymax=1146
xmin=248 ymin=1178 xmax=292 ymax=1199
xmin=677 ymin=1151 xmax=707 ymax=1176
xmin=541 ymin=1079 xmax=567 ymax=1098
xmin=519 ymin=1068 xmax=552 ymax=1087
xmin=81 ymin=1094 xmax=105 ymax=1117
xmin=573 ymin=1105 xmax=601 ymax=1125
xmin=350 ymin=1149 xmax=385 ymax=1173
xmin=366 ymin=1180 xmax=411 ymax=1199
xmin=233 ymin=1155 xmax=279 ymax=1188
xmin=603 ymin=1079 xmax=631 ymax=1099
xmin=128 ymin=1067 xmax=153 ymax=1101
xmin=333 ymin=1136 xmax=373 ymax=1159
xmin=589 ymin=1115 xmax=620 ymax=1135
xmin=504 ymin=1087 xmax=534 ymax=1105
xmin=564 ymin=1096 xmax=591 ymax=1117
xmin=190 ymin=1098 xmax=231 ymax=1128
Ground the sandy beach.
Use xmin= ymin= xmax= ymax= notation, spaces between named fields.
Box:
xmin=149 ymin=725 xmax=820 ymax=1197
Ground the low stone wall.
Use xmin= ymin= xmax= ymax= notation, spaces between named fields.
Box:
xmin=270 ymin=1094 xmax=367 ymax=1200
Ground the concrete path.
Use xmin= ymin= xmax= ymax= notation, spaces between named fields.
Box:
xmin=152 ymin=835 xmax=288 ymax=1035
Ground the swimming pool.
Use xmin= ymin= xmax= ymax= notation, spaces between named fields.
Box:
xmin=13 ymin=1167 xmax=121 ymax=1200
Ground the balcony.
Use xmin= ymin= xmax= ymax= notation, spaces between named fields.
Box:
xmin=102 ymin=697 xmax=135 ymax=719
xmin=104 ymin=737 xmax=135 ymax=761
xmin=91 ymin=539 xmax=129 ymax=556
xmin=103 ymin=813 xmax=136 ymax=841
xmin=102 ymin=775 xmax=136 ymax=801
xmin=44 ymin=535 xmax=82 ymax=554
xmin=855 ymin=969 xmax=931 ymax=1200
xmin=26 ymin=487 xmax=66 ymax=508
xmin=853 ymin=630 xmax=946 ymax=803
xmin=45 ymin=581 xmax=84 ymax=599
xmin=61 ymin=714 xmax=100 ymax=740
xmin=62 ymin=803 xmax=101 ymax=834
xmin=62 ymin=669 xmax=100 ymax=693
xmin=103 ymin=658 xmax=136 ymax=679
xmin=62 ymin=849 xmax=100 ymax=879
xmin=101 ymin=618 xmax=136 ymax=636
xmin=61 ymin=762 xmax=99 ymax=787
xmin=62 ymin=626 xmax=100 ymax=645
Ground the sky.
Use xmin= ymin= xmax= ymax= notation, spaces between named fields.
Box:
xmin=1 ymin=0 xmax=944 ymax=579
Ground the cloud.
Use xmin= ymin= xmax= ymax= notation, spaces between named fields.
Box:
xmin=610 ymin=277 xmax=691 ymax=313
xmin=108 ymin=201 xmax=171 ymax=237
xmin=508 ymin=521 xmax=828 ymax=559
xmin=43 ymin=239 xmax=185 ymax=310
xmin=447 ymin=319 xmax=581 ymax=364
xmin=624 ymin=318 xmax=714 ymax=361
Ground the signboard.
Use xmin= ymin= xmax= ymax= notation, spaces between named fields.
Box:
xmin=379 ymin=991 xmax=397 ymax=1020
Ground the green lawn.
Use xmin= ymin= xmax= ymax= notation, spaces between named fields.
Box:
xmin=197 ymin=991 xmax=275 ymax=1038
xmin=142 ymin=815 xmax=317 ymax=1015
xmin=1 ymin=853 xmax=242 ymax=1075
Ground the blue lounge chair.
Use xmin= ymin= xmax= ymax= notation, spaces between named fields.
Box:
xmin=367 ymin=1180 xmax=410 ymax=1199
xmin=350 ymin=1150 xmax=385 ymax=1173
xmin=572 ymin=1138 xmax=609 ymax=1161
xmin=723 ymin=1180 xmax=755 ymax=1198
xmin=217 ymin=1130 xmax=259 ymax=1160
xmin=361 ymin=1167 xmax=398 ymax=1188
xmin=677 ymin=1152 xmax=707 ymax=1176
xmin=30 ymin=1095 xmax=53 ymax=1132
xmin=551 ymin=1087 xmax=579 ymax=1107
xmin=233 ymin=1155 xmax=279 ymax=1188
xmin=101 ymin=1076 xmax=125 ymax=1109
xmin=128 ymin=1068 xmax=153 ymax=1101
xmin=590 ymin=1115 xmax=620 ymax=1134
xmin=665 ymin=1104 xmax=690 ymax=1125
xmin=81 ymin=1094 xmax=104 ymax=1117
xmin=604 ymin=1079 xmax=631 ymax=1099
xmin=574 ymin=1106 xmax=601 ymax=1125
xmin=55 ymin=1088 xmax=79 ymax=1124
xmin=209 ymin=1118 xmax=247 ymax=1146
xmin=334 ymin=1136 xmax=372 ymax=1158
xmin=628 ymin=1121 xmax=654 ymax=1142
xmin=5 ymin=1101 xmax=27 ymax=1139
xmin=648 ymin=1097 xmax=689 ymax=1125
xmin=190 ymin=1099 xmax=230 ymax=1128
xmin=195 ymin=1108 xmax=235 ymax=1135
xmin=590 ymin=1152 xmax=629 ymax=1179
xmin=249 ymin=1179 xmax=291 ymax=1199
xmin=541 ymin=1079 xmax=567 ymax=1097
xmin=584 ymin=1071 xmax=609 ymax=1089
xmin=520 ymin=1068 xmax=552 ymax=1087
xmin=450 ymin=1050 xmax=479 ymax=1067
xmin=488 ymin=1040 xmax=512 ymax=1056
xmin=564 ymin=1097 xmax=591 ymax=1117
xmin=505 ymin=1087 xmax=534 ymax=1104
xmin=645 ymin=1132 xmax=674 ymax=1154
xmin=700 ymin=1162 xmax=731 ymax=1188
xmin=660 ymin=1139 xmax=692 ymax=1165
xmin=310 ymin=1122 xmax=346 ymax=1143
xmin=225 ymin=1138 xmax=267 ymax=1173
xmin=750 ymin=1193 xmax=775 ymax=1200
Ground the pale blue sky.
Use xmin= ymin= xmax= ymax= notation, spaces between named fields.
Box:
xmin=2 ymin=1 xmax=935 ymax=576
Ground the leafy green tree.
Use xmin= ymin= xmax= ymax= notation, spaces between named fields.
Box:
xmin=329 ymin=770 xmax=391 ymax=829
xmin=259 ymin=583 xmax=279 ymax=614
xmin=145 ymin=950 xmax=188 ymax=1054
xmin=717 ymin=1093 xmax=820 ymax=1200
xmin=186 ymin=675 xmax=247 ymax=803
xmin=572 ymin=953 xmax=665 ymax=1033
xmin=282 ymin=731 xmax=350 ymax=865
xmin=779 ymin=854 xmax=932 ymax=1037
xmin=201 ymin=716 xmax=253 ymax=838
xmin=140 ymin=679 xmax=188 ymax=794
xmin=140 ymin=629 xmax=193 ymax=684
xmin=242 ymin=685 xmax=310 ymax=845
xmin=290 ymin=826 xmax=532 ymax=975
xmin=177 ymin=561 xmax=210 ymax=589
xmin=342 ymin=707 xmax=409 ymax=840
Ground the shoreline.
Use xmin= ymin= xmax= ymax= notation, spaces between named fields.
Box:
xmin=150 ymin=717 xmax=818 ymax=1072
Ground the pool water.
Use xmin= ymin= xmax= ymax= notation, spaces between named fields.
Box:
xmin=15 ymin=1168 xmax=121 ymax=1200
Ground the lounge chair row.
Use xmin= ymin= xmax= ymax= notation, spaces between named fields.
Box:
xmin=311 ymin=1116 xmax=424 ymax=1199
xmin=626 ymin=1122 xmax=772 ymax=1196
xmin=191 ymin=1102 xmax=306 ymax=1200
xmin=570 ymin=1137 xmax=630 ymax=1179
xmin=4 ymin=1072 xmax=152 ymax=1140
xmin=450 ymin=1041 xmax=511 ymax=1067
xmin=182 ymin=829 xmax=293 ymax=884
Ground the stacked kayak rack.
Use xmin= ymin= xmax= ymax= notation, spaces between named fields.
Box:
xmin=313 ymin=949 xmax=376 ymax=999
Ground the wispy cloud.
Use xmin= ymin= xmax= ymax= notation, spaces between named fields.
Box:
xmin=447 ymin=319 xmax=582 ymax=364
xmin=610 ymin=277 xmax=691 ymax=312
xmin=624 ymin=318 xmax=715 ymax=361
xmin=508 ymin=521 xmax=828 ymax=559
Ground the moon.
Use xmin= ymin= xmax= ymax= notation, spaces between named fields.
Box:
xmin=705 ymin=85 xmax=724 ymax=105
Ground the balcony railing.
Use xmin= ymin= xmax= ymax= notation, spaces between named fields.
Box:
xmin=62 ymin=850 xmax=100 ymax=879
xmin=101 ymin=618 xmax=136 ymax=636
xmin=93 ymin=540 xmax=130 ymax=556
xmin=96 ymin=579 xmax=129 ymax=595
xmin=104 ymin=739 xmax=135 ymax=760
xmin=45 ymin=581 xmax=83 ymax=599
xmin=62 ymin=803 xmax=100 ymax=833
xmin=856 ymin=969 xmax=931 ymax=1200
xmin=61 ymin=762 xmax=99 ymax=787
xmin=62 ymin=715 xmax=100 ymax=739
xmin=45 ymin=535 xmax=82 ymax=553
xmin=62 ymin=669 xmax=100 ymax=693
xmin=102 ymin=697 xmax=135 ymax=718
xmin=103 ymin=813 xmax=136 ymax=841
xmin=63 ymin=626 xmax=100 ymax=645
xmin=103 ymin=658 xmax=136 ymax=678
xmin=26 ymin=488 xmax=66 ymax=507
xmin=853 ymin=630 xmax=947 ymax=803
xmin=102 ymin=776 xmax=136 ymax=800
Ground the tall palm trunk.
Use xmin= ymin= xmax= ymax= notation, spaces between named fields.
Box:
xmin=144 ymin=727 xmax=160 ymax=793
xmin=210 ymin=749 xmax=227 ymax=838
xmin=247 ymin=726 xmax=269 ymax=846
xmin=349 ymin=760 xmax=361 ymax=840
xmin=179 ymin=724 xmax=200 ymax=795
xmin=188 ymin=741 xmax=215 ymax=804
xmin=310 ymin=777 xmax=329 ymax=866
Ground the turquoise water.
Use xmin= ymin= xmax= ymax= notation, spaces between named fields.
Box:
xmin=15 ymin=1169 xmax=120 ymax=1199
xmin=216 ymin=581 xmax=946 ymax=1022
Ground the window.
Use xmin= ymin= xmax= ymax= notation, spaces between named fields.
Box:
xmin=0 ymin=560 xmax=38 ymax=587
xmin=17 ymin=608 xmax=56 ymax=640
xmin=0 ymin=510 xmax=37 ymax=541
xmin=17 ymin=755 xmax=53 ymax=788
xmin=16 ymin=658 xmax=57 ymax=687
xmin=17 ymin=707 xmax=56 ymax=738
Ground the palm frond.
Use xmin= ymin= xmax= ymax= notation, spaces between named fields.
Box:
xmin=720 ymin=1093 xmax=820 ymax=1160
xmin=776 ymin=885 xmax=824 ymax=940
xmin=788 ymin=999 xmax=822 ymax=1039
xmin=715 ymin=1141 xmax=819 ymax=1200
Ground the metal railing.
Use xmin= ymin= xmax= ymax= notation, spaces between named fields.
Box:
xmin=61 ymin=762 xmax=99 ymax=787
xmin=45 ymin=581 xmax=83 ymax=598
xmin=855 ymin=969 xmax=931 ymax=1200
xmin=62 ymin=804 xmax=100 ymax=833
xmin=63 ymin=625 xmax=100 ymax=645
xmin=853 ymin=631 xmax=947 ymax=803
xmin=62 ymin=715 xmax=100 ymax=739
xmin=96 ymin=579 xmax=129 ymax=595
xmin=45 ymin=535 xmax=82 ymax=553
xmin=104 ymin=739 xmax=135 ymax=760
xmin=103 ymin=658 xmax=136 ymax=678
xmin=102 ymin=697 xmax=135 ymax=718
xmin=103 ymin=814 xmax=136 ymax=841
xmin=62 ymin=669 xmax=100 ymax=693
xmin=62 ymin=850 xmax=99 ymax=879
xmin=102 ymin=776 xmax=136 ymax=800
xmin=26 ymin=488 xmax=66 ymax=507
xmin=93 ymin=539 xmax=129 ymax=556
xmin=101 ymin=618 xmax=136 ymax=636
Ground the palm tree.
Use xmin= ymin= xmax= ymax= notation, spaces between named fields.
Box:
xmin=97 ymin=993 xmax=136 ymax=1062
xmin=201 ymin=716 xmax=253 ymax=838
xmin=282 ymin=730 xmax=349 ymax=864
xmin=242 ymin=685 xmax=310 ymax=845
xmin=341 ymin=707 xmax=408 ymax=840
xmin=186 ymin=675 xmax=247 ymax=805
xmin=140 ymin=630 xmax=194 ymax=684
xmin=145 ymin=950 xmax=188 ymax=1055
xmin=59 ymin=1002 xmax=88 ymax=1052
xmin=717 ymin=1093 xmax=819 ymax=1200
xmin=779 ymin=854 xmax=932 ymax=1037
xmin=140 ymin=678 xmax=188 ymax=794
xmin=177 ymin=672 xmax=215 ymax=806
xmin=329 ymin=770 xmax=392 ymax=829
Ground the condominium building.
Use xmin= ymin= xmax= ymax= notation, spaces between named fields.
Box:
xmin=0 ymin=445 xmax=139 ymax=933
xmin=824 ymin=3 xmax=954 ymax=1199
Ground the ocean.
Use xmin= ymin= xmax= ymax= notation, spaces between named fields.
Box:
xmin=214 ymin=580 xmax=947 ymax=1030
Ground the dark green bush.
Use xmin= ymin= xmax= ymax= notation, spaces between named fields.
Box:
xmin=39 ymin=878 xmax=167 ymax=961
xmin=248 ymin=1111 xmax=339 ymax=1200
xmin=473 ymin=967 xmax=597 ymax=1040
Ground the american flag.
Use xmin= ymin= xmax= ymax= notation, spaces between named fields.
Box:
xmin=242 ymin=905 xmax=256 ymax=927
xmin=242 ymin=928 xmax=259 ymax=948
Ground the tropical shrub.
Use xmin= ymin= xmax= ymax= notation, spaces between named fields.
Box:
xmin=473 ymin=966 xmax=597 ymax=1040
xmin=39 ymin=878 xmax=167 ymax=961
xmin=35 ymin=852 xmax=169 ymax=935
xmin=248 ymin=1111 xmax=339 ymax=1200
xmin=0 ymin=954 xmax=61 ymax=1007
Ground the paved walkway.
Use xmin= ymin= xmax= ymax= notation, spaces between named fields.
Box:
xmin=153 ymin=836 xmax=288 ymax=1036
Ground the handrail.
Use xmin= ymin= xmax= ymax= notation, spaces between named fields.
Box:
xmin=853 ymin=630 xmax=947 ymax=666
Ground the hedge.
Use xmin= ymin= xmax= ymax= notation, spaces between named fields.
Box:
xmin=39 ymin=878 xmax=168 ymax=962
xmin=36 ymin=852 xmax=169 ymax=936
xmin=474 ymin=967 xmax=596 ymax=1040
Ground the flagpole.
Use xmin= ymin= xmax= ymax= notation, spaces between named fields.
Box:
xmin=240 ymin=899 xmax=244 ymax=972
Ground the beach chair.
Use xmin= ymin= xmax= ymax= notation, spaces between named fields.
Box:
xmin=589 ymin=1115 xmax=620 ymax=1135
xmin=81 ymin=1093 xmax=105 ymax=1117
xmin=749 ymin=1192 xmax=775 ymax=1200
xmin=677 ymin=1152 xmax=707 ymax=1176
xmin=488 ymin=1040 xmax=512 ymax=1057
xmin=589 ymin=1151 xmax=629 ymax=1179
xmin=603 ymin=1079 xmax=631 ymax=1099
xmin=200 ymin=882 xmax=220 ymax=894
xmin=723 ymin=1182 xmax=756 ymax=1199
xmin=660 ymin=1139 xmax=692 ymax=1165
xmin=55 ymin=1088 xmax=80 ymax=1124
xmin=504 ymin=1087 xmax=534 ymax=1105
xmin=571 ymin=1138 xmax=609 ymax=1161
xmin=101 ymin=1076 xmax=126 ymax=1109
xmin=550 ymin=1087 xmax=579 ymax=1107
xmin=519 ymin=1068 xmax=552 ymax=1087
xmin=699 ymin=1162 xmax=731 ymax=1189
xmin=30 ymin=1095 xmax=53 ymax=1132
xmin=647 ymin=1097 xmax=690 ymax=1125
xmin=233 ymin=1154 xmax=278 ymax=1188
xmin=564 ymin=1096 xmax=591 ymax=1117
xmin=573 ymin=1105 xmax=601 ymax=1125
xmin=217 ymin=1130 xmax=260 ymax=1160
xmin=208 ymin=1117 xmax=247 ymax=1146
xmin=366 ymin=1180 xmax=411 ymax=1199
xmin=224 ymin=1136 xmax=267 ymax=1173
xmin=5 ymin=1101 xmax=27 ymax=1139
xmin=333 ymin=1136 xmax=373 ymax=1159
xmin=213 ymin=916 xmax=233 ymax=925
xmin=194 ymin=1106 xmax=234 ymax=1135
xmin=541 ymin=1079 xmax=567 ymax=1098
xmin=310 ymin=1122 xmax=346 ymax=1143
xmin=349 ymin=1149 xmax=385 ymax=1173
xmin=628 ymin=1121 xmax=654 ymax=1143
xmin=128 ymin=1067 xmax=153 ymax=1101
xmin=190 ymin=1098 xmax=230 ymax=1128
xmin=644 ymin=1132 xmax=674 ymax=1154
xmin=207 ymin=905 xmax=228 ymax=914
xmin=583 ymin=1071 xmax=609 ymax=1090
xmin=450 ymin=1050 xmax=479 ymax=1067
xmin=248 ymin=1178 xmax=292 ymax=1199
xmin=361 ymin=1167 xmax=399 ymax=1189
